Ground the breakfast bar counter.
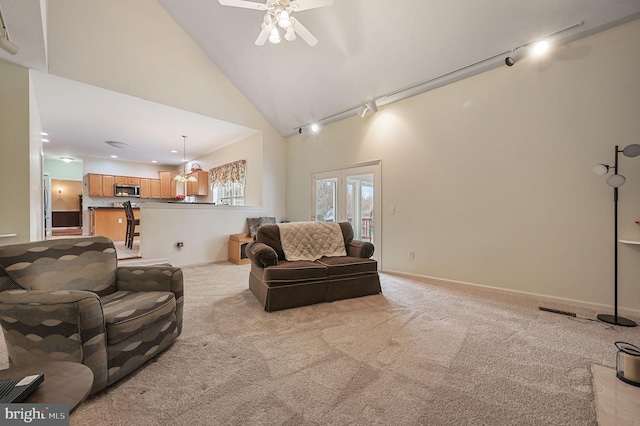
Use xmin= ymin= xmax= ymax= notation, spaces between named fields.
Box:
xmin=89 ymin=206 xmax=140 ymax=242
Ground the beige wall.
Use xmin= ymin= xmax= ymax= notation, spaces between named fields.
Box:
xmin=286 ymin=19 xmax=640 ymax=313
xmin=51 ymin=179 xmax=82 ymax=211
xmin=0 ymin=59 xmax=31 ymax=244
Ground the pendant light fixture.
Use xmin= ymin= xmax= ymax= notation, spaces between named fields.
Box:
xmin=174 ymin=136 xmax=198 ymax=183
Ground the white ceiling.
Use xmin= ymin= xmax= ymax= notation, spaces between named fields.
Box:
xmin=2 ymin=0 xmax=640 ymax=163
xmin=30 ymin=72 xmax=259 ymax=166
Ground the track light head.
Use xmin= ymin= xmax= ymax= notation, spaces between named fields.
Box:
xmin=357 ymin=104 xmax=368 ymax=118
xmin=0 ymin=6 xmax=18 ymax=55
xmin=0 ymin=35 xmax=18 ymax=55
xmin=366 ymin=100 xmax=378 ymax=114
xmin=298 ymin=127 xmax=302 ymax=134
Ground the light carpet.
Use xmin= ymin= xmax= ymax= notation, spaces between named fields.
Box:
xmin=1 ymin=263 xmax=639 ymax=425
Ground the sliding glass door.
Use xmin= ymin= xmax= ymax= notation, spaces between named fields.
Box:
xmin=313 ymin=162 xmax=381 ymax=263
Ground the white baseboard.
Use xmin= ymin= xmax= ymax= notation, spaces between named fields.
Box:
xmin=381 ymin=269 xmax=640 ymax=320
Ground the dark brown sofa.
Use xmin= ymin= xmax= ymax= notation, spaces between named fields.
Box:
xmin=246 ymin=222 xmax=381 ymax=311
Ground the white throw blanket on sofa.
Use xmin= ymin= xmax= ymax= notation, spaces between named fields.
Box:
xmin=277 ymin=221 xmax=347 ymax=261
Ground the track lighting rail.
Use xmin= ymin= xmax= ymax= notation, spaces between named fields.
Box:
xmin=293 ymin=21 xmax=584 ymax=135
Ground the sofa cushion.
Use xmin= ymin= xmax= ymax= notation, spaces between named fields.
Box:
xmin=262 ymin=260 xmax=328 ymax=286
xmin=102 ymin=291 xmax=176 ymax=345
xmin=316 ymin=256 xmax=378 ymax=277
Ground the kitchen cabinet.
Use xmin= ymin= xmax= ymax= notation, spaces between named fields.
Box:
xmin=87 ymin=173 xmax=168 ymax=199
xmin=88 ymin=174 xmax=103 ymax=197
xmin=159 ymin=171 xmax=178 ymax=199
xmin=102 ymin=175 xmax=115 ymax=197
xmin=139 ymin=178 xmax=161 ymax=198
xmin=187 ymin=171 xmax=209 ymax=196
xmin=140 ymin=178 xmax=151 ymax=198
xmin=150 ymin=179 xmax=161 ymax=198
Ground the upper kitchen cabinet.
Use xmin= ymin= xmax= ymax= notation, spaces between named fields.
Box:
xmin=186 ymin=171 xmax=209 ymax=196
xmin=159 ymin=171 xmax=178 ymax=199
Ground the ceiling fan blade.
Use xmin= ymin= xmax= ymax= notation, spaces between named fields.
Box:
xmin=290 ymin=0 xmax=333 ymax=12
xmin=291 ymin=18 xmax=318 ymax=46
xmin=255 ymin=29 xmax=270 ymax=45
xmin=218 ymin=0 xmax=267 ymax=11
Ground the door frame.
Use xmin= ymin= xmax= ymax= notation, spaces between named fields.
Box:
xmin=312 ymin=160 xmax=381 ymax=264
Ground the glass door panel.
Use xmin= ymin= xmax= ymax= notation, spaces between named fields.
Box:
xmin=312 ymin=162 xmax=380 ymax=264
xmin=314 ymin=176 xmax=337 ymax=222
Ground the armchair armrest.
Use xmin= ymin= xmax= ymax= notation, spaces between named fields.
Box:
xmin=116 ymin=266 xmax=184 ymax=335
xmin=0 ymin=289 xmax=108 ymax=390
xmin=348 ymin=240 xmax=375 ymax=258
xmin=246 ymin=241 xmax=278 ymax=268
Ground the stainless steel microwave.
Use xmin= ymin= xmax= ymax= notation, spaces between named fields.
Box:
xmin=114 ymin=184 xmax=141 ymax=197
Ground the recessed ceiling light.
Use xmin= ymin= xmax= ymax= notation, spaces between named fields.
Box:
xmin=171 ymin=150 xmax=178 ymax=154
xmin=60 ymin=157 xmax=74 ymax=163
xmin=311 ymin=123 xmax=320 ymax=132
xmin=41 ymin=139 xmax=49 ymax=143
xmin=151 ymin=160 xmax=158 ymax=163
xmin=110 ymin=155 xmax=118 ymax=159
xmin=105 ymin=141 xmax=129 ymax=149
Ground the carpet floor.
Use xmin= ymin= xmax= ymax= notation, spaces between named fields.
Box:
xmin=1 ymin=263 xmax=639 ymax=425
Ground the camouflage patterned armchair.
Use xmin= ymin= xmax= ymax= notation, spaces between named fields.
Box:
xmin=0 ymin=237 xmax=183 ymax=394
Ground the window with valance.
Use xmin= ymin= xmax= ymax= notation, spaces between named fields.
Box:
xmin=209 ymin=160 xmax=246 ymax=205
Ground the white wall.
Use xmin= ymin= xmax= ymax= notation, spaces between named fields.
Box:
xmin=286 ymin=19 xmax=640 ymax=314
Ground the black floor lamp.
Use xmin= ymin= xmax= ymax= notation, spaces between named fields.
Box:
xmin=593 ymin=144 xmax=640 ymax=327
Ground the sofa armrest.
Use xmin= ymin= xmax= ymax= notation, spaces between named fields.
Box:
xmin=246 ymin=241 xmax=278 ymax=268
xmin=0 ymin=289 xmax=108 ymax=391
xmin=348 ymin=240 xmax=375 ymax=258
xmin=116 ymin=266 xmax=184 ymax=335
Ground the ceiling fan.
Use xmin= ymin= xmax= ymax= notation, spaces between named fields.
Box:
xmin=218 ymin=0 xmax=333 ymax=47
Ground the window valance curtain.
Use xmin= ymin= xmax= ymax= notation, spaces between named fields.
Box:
xmin=208 ymin=160 xmax=246 ymax=188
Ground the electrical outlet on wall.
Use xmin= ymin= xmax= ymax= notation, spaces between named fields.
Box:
xmin=409 ymin=251 xmax=415 ymax=259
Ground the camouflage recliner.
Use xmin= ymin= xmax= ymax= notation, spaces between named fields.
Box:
xmin=0 ymin=237 xmax=183 ymax=394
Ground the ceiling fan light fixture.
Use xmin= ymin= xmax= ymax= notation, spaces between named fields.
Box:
xmin=285 ymin=27 xmax=297 ymax=41
xmin=269 ymin=27 xmax=281 ymax=44
xmin=278 ymin=10 xmax=292 ymax=28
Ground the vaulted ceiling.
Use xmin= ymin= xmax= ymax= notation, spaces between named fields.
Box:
xmin=1 ymin=0 xmax=639 ymax=164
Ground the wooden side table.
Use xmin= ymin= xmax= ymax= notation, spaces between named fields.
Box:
xmin=229 ymin=233 xmax=253 ymax=265
xmin=0 ymin=361 xmax=93 ymax=413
